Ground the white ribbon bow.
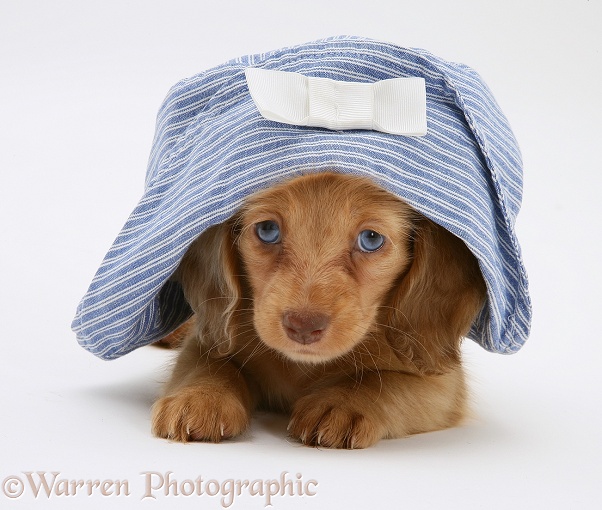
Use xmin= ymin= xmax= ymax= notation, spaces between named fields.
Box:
xmin=245 ymin=67 xmax=427 ymax=136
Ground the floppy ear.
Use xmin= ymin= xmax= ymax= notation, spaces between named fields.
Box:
xmin=175 ymin=220 xmax=245 ymax=355
xmin=385 ymin=217 xmax=487 ymax=375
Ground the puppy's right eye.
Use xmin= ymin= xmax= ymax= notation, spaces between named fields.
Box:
xmin=255 ymin=220 xmax=281 ymax=244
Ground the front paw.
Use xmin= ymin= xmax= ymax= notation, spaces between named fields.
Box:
xmin=152 ymin=386 xmax=250 ymax=443
xmin=288 ymin=391 xmax=386 ymax=449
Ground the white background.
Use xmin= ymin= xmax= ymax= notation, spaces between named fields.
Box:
xmin=1 ymin=0 xmax=601 ymax=508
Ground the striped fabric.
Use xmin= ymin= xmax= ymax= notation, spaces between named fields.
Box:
xmin=72 ymin=36 xmax=531 ymax=360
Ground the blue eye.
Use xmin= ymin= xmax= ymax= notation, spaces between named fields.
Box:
xmin=357 ymin=230 xmax=385 ymax=252
xmin=255 ymin=220 xmax=281 ymax=244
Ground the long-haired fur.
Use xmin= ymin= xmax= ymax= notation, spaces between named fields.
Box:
xmin=152 ymin=172 xmax=486 ymax=448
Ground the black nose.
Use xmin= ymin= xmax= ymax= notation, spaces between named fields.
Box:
xmin=282 ymin=311 xmax=330 ymax=345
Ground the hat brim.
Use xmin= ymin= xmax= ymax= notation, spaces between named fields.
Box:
xmin=72 ymin=36 xmax=531 ymax=360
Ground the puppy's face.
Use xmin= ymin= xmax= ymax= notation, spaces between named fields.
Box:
xmin=237 ymin=173 xmax=415 ymax=363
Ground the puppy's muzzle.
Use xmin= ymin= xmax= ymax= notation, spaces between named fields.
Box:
xmin=282 ymin=311 xmax=330 ymax=345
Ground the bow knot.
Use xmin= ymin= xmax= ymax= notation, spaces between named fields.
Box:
xmin=245 ymin=68 xmax=427 ymax=136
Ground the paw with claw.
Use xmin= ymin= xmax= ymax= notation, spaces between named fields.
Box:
xmin=288 ymin=391 xmax=387 ymax=449
xmin=151 ymin=386 xmax=250 ymax=443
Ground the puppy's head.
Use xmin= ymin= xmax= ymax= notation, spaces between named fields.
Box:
xmin=177 ymin=172 xmax=486 ymax=372
xmin=237 ymin=172 xmax=416 ymax=363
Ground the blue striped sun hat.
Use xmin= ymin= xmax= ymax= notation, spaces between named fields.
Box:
xmin=72 ymin=36 xmax=531 ymax=360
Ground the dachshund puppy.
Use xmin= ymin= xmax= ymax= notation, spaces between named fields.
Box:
xmin=152 ymin=172 xmax=486 ymax=448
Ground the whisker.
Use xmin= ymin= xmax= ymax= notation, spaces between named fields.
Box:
xmin=358 ymin=338 xmax=383 ymax=402
xmin=238 ymin=337 xmax=268 ymax=372
xmin=373 ymin=321 xmax=435 ymax=367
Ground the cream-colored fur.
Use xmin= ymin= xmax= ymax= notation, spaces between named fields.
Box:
xmin=152 ymin=173 xmax=486 ymax=448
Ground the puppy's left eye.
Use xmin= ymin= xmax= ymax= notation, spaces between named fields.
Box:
xmin=357 ymin=230 xmax=385 ymax=252
xmin=255 ymin=220 xmax=281 ymax=244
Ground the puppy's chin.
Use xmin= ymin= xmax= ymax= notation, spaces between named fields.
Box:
xmin=278 ymin=345 xmax=335 ymax=364
xmin=272 ymin=341 xmax=350 ymax=364
xmin=262 ymin=337 xmax=358 ymax=365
